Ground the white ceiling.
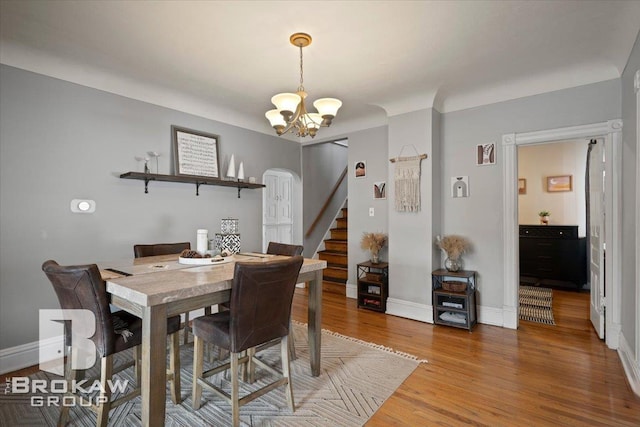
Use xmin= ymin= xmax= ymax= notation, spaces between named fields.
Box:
xmin=1 ymin=1 xmax=639 ymax=141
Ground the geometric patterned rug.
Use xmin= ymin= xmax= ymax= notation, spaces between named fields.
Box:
xmin=0 ymin=321 xmax=426 ymax=426
xmin=519 ymin=285 xmax=556 ymax=325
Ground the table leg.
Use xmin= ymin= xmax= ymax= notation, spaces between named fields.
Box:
xmin=141 ymin=304 xmax=167 ymax=426
xmin=308 ymin=269 xmax=322 ymax=376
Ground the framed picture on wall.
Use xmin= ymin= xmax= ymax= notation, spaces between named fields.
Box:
xmin=172 ymin=125 xmax=220 ymax=178
xmin=355 ymin=160 xmax=366 ymax=178
xmin=476 ymin=142 xmax=496 ymax=166
xmin=547 ymin=175 xmax=572 ymax=192
xmin=518 ymin=178 xmax=526 ymax=194
xmin=373 ymin=182 xmax=386 ymax=199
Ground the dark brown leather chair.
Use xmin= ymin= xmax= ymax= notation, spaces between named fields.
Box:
xmin=42 ymin=260 xmax=182 ymax=427
xmin=133 ymin=242 xmax=191 ymax=258
xmin=134 ymin=242 xmax=192 ymax=344
xmin=191 ymin=256 xmax=304 ymax=427
xmin=266 ymin=242 xmax=304 ymax=257
xmin=219 ymin=242 xmax=304 ymax=359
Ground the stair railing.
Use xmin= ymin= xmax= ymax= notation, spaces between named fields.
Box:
xmin=305 ymin=166 xmax=348 ymax=237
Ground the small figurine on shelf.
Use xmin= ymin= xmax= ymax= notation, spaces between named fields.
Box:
xmin=360 ymin=232 xmax=387 ymax=264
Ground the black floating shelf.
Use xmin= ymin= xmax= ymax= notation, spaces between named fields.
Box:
xmin=119 ymin=172 xmax=265 ymax=198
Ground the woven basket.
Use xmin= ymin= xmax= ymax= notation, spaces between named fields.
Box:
xmin=441 ymin=281 xmax=467 ymax=292
xmin=366 ymin=272 xmax=383 ymax=282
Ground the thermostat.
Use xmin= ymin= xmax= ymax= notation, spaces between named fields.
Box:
xmin=70 ymin=199 xmax=96 ymax=214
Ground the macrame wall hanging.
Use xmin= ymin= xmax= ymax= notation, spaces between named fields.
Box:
xmin=389 ymin=145 xmax=428 ymax=212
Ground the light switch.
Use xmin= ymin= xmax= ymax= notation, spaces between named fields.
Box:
xmin=369 ymin=207 xmax=374 ymax=217
xmin=70 ymin=199 xmax=96 ymax=213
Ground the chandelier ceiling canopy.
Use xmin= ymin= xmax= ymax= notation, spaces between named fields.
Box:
xmin=265 ymin=33 xmax=342 ymax=138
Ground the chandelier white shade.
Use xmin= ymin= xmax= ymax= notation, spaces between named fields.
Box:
xmin=265 ymin=33 xmax=342 ymax=138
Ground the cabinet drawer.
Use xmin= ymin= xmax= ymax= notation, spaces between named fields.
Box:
xmin=519 ymin=225 xmax=578 ymax=239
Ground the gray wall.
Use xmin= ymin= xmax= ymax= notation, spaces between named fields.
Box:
xmin=302 ymin=141 xmax=348 ymax=254
xmin=621 ymin=30 xmax=639 ymax=357
xmin=347 ymin=126 xmax=389 ymax=285
xmin=0 ymin=65 xmax=301 ymax=349
xmin=440 ymin=79 xmax=620 ymax=309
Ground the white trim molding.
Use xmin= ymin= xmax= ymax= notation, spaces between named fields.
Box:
xmin=635 ymin=69 xmax=640 ymax=374
xmin=502 ymin=120 xmax=623 ymax=347
xmin=618 ymin=333 xmax=640 ymax=396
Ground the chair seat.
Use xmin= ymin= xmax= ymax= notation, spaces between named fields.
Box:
xmin=111 ymin=311 xmax=181 ymax=354
xmin=192 ymin=312 xmax=231 ymax=350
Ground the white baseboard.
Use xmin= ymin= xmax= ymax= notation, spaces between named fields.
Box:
xmin=385 ymin=298 xmax=431 ymax=323
xmin=0 ymin=309 xmax=208 ymax=376
xmin=346 ymin=282 xmax=357 ymax=299
xmin=0 ymin=335 xmax=60 ymax=375
xmin=618 ymin=333 xmax=640 ymax=397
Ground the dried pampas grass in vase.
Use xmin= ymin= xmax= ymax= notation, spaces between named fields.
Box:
xmin=437 ymin=234 xmax=471 ymax=272
xmin=361 ymin=232 xmax=387 ymax=264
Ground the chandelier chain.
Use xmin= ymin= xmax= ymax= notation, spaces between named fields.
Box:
xmin=298 ymin=44 xmax=304 ymax=90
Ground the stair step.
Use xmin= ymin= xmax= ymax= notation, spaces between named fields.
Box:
xmin=336 ymin=217 xmax=348 ymax=228
xmin=340 ymin=207 xmax=348 ymax=218
xmin=323 ymin=280 xmax=346 ymax=295
xmin=330 ymin=228 xmax=347 ymax=240
xmin=323 ymin=265 xmax=347 ymax=281
xmin=324 ymin=239 xmax=347 ymax=252
xmin=318 ymin=250 xmax=347 ymax=266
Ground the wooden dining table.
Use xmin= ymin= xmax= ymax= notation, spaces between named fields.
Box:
xmin=101 ymin=253 xmax=326 ymax=427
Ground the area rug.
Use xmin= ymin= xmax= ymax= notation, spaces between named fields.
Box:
xmin=0 ymin=321 xmax=425 ymax=426
xmin=519 ymin=285 xmax=556 ymax=325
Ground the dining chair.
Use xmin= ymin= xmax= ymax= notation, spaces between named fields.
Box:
xmin=191 ymin=256 xmax=304 ymax=427
xmin=219 ymin=242 xmax=303 ymax=360
xmin=42 ymin=260 xmax=182 ymax=427
xmin=133 ymin=242 xmax=192 ymax=344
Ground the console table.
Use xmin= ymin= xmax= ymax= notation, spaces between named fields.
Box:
xmin=519 ymin=225 xmax=587 ymax=290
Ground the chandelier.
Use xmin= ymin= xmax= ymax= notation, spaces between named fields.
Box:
xmin=265 ymin=33 xmax=342 ymax=138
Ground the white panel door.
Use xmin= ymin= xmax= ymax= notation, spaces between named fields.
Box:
xmin=589 ymin=140 xmax=605 ymax=339
xmin=263 ymin=173 xmax=279 ymax=225
xmin=263 ymin=171 xmax=293 ymax=251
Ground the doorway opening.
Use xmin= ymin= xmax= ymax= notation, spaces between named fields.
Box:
xmin=517 ymin=139 xmax=595 ymax=329
xmin=502 ymin=120 xmax=623 ymax=350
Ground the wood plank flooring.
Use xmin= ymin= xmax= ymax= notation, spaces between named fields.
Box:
xmin=290 ymin=286 xmax=640 ymax=426
xmin=6 ymin=287 xmax=638 ymax=425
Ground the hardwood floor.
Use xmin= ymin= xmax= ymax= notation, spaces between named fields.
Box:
xmin=6 ymin=287 xmax=638 ymax=425
xmin=291 ymin=286 xmax=640 ymax=426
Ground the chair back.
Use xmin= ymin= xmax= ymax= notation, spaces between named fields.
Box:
xmin=229 ymin=256 xmax=304 ymax=353
xmin=266 ymin=242 xmax=303 ymax=256
xmin=134 ymin=242 xmax=191 ymax=258
xmin=42 ymin=260 xmax=114 ymax=357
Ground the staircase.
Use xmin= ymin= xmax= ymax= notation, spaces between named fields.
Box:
xmin=318 ymin=208 xmax=348 ymax=295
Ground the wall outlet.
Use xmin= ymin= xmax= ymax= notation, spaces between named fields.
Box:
xmin=369 ymin=207 xmax=375 ymax=217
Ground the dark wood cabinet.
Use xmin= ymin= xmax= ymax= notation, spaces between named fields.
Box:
xmin=519 ymin=225 xmax=587 ymax=290
xmin=357 ymin=262 xmax=388 ymax=312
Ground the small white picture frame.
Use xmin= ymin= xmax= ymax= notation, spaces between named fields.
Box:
xmin=355 ymin=160 xmax=366 ymax=178
xmin=451 ymin=176 xmax=469 ymax=198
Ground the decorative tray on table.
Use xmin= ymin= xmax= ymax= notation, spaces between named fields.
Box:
xmin=178 ymin=250 xmax=234 ymax=265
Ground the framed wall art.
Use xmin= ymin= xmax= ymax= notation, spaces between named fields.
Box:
xmin=518 ymin=178 xmax=526 ymax=195
xmin=451 ymin=176 xmax=469 ymax=198
xmin=373 ymin=181 xmax=386 ymax=199
xmin=355 ymin=160 xmax=366 ymax=178
xmin=546 ymin=175 xmax=572 ymax=192
xmin=476 ymin=142 xmax=496 ymax=166
xmin=172 ymin=125 xmax=220 ymax=178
